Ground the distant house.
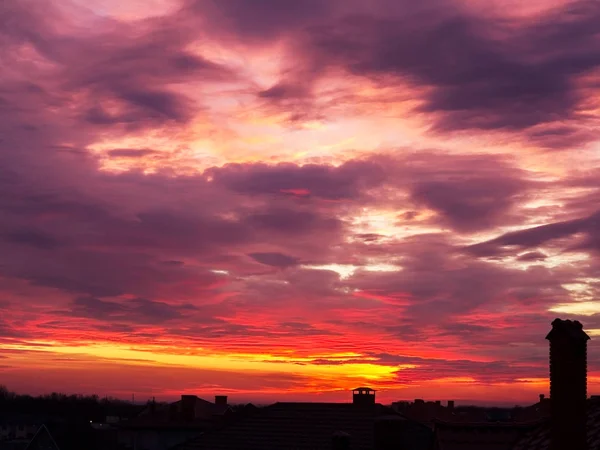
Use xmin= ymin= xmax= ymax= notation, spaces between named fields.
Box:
xmin=175 ymin=388 xmax=433 ymax=450
xmin=117 ymin=395 xmax=232 ymax=450
xmin=23 ymin=421 xmax=115 ymax=450
xmin=0 ymin=416 xmax=40 ymax=442
xmin=512 ymin=396 xmax=600 ymax=450
xmin=432 ymin=420 xmax=542 ymax=450
xmin=25 ymin=425 xmax=60 ymax=450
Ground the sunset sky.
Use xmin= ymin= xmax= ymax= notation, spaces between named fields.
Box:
xmin=1 ymin=0 xmax=600 ymax=406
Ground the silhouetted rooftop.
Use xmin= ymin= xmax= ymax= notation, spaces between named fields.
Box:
xmin=176 ymin=402 xmax=432 ymax=450
xmin=118 ymin=395 xmax=229 ymax=430
xmin=512 ymin=397 xmax=600 ymax=450
xmin=433 ymin=420 xmax=542 ymax=450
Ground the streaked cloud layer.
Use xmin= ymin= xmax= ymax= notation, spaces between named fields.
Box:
xmin=1 ymin=0 xmax=600 ymax=404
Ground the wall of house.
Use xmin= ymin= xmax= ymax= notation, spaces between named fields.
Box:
xmin=117 ymin=429 xmax=203 ymax=450
xmin=0 ymin=423 xmax=38 ymax=441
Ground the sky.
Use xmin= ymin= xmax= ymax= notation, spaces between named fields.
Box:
xmin=1 ymin=0 xmax=600 ymax=406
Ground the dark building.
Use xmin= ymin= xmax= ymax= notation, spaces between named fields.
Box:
xmin=546 ymin=318 xmax=590 ymax=450
xmin=176 ymin=389 xmax=433 ymax=450
xmin=117 ymin=394 xmax=232 ymax=450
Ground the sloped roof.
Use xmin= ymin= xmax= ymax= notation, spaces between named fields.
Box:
xmin=120 ymin=396 xmax=229 ymax=430
xmin=512 ymin=398 xmax=600 ymax=450
xmin=176 ymin=402 xmax=432 ymax=450
xmin=434 ymin=420 xmax=541 ymax=450
xmin=25 ymin=422 xmax=108 ymax=450
xmin=26 ymin=425 xmax=61 ymax=450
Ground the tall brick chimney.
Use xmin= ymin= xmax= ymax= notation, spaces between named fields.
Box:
xmin=546 ymin=318 xmax=590 ymax=450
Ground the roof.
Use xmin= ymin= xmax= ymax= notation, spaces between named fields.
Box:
xmin=26 ymin=425 xmax=60 ymax=450
xmin=119 ymin=395 xmax=229 ymax=430
xmin=512 ymin=398 xmax=600 ymax=450
xmin=25 ymin=422 xmax=111 ymax=450
xmin=434 ymin=421 xmax=541 ymax=450
xmin=176 ymin=402 xmax=433 ymax=450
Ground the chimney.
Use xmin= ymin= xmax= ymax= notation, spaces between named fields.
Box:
xmin=215 ymin=395 xmax=228 ymax=406
xmin=539 ymin=394 xmax=545 ymax=403
xmin=332 ymin=431 xmax=351 ymax=450
xmin=181 ymin=395 xmax=197 ymax=421
xmin=352 ymin=387 xmax=376 ymax=407
xmin=546 ymin=318 xmax=590 ymax=450
xmin=447 ymin=400 xmax=454 ymax=410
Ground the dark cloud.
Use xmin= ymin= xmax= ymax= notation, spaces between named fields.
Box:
xmin=410 ymin=176 xmax=527 ymax=232
xmin=394 ymin=358 xmax=545 ymax=385
xmin=208 ymin=159 xmax=386 ymax=200
xmin=186 ymin=0 xmax=334 ymax=40
xmin=249 ymin=252 xmax=300 ymax=268
xmin=517 ymin=251 xmax=548 ymax=262
xmin=71 ymin=296 xmax=196 ymax=324
xmin=349 ymin=235 xmax=569 ymax=322
xmin=281 ymin=0 xmax=600 ymax=140
xmin=107 ymin=149 xmax=161 ymax=158
xmin=0 ymin=321 xmax=27 ymax=339
xmin=245 ymin=207 xmax=341 ymax=235
xmin=468 ymin=210 xmax=600 ymax=256
xmin=4 ymin=229 xmax=64 ymax=250
xmin=1 ymin=0 xmax=236 ymax=131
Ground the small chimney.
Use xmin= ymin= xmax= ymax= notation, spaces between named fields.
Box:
xmin=181 ymin=395 xmax=197 ymax=421
xmin=435 ymin=400 xmax=441 ymax=406
xmin=447 ymin=400 xmax=454 ymax=410
xmin=546 ymin=318 xmax=590 ymax=450
xmin=539 ymin=394 xmax=545 ymax=403
xmin=332 ymin=431 xmax=351 ymax=450
xmin=352 ymin=387 xmax=375 ymax=407
xmin=215 ymin=395 xmax=228 ymax=406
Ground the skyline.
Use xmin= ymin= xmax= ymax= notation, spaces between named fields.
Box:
xmin=1 ymin=0 xmax=600 ymax=405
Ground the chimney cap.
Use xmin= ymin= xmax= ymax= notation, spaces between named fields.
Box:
xmin=352 ymin=387 xmax=376 ymax=392
xmin=546 ymin=318 xmax=590 ymax=341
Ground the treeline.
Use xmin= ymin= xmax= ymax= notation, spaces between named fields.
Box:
xmin=0 ymin=385 xmax=143 ymax=422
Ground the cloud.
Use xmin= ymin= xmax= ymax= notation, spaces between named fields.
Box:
xmin=184 ymin=0 xmax=335 ymax=41
xmin=70 ymin=296 xmax=196 ymax=324
xmin=208 ymin=159 xmax=386 ymax=200
xmin=257 ymin=0 xmax=600 ymax=141
xmin=107 ymin=149 xmax=162 ymax=158
xmin=1 ymin=0 xmax=599 ymax=402
xmin=249 ymin=252 xmax=300 ymax=268
xmin=409 ymin=175 xmax=528 ymax=232
xmin=468 ymin=210 xmax=600 ymax=256
xmin=4 ymin=229 xmax=64 ymax=250
xmin=1 ymin=0 xmax=236 ymax=133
